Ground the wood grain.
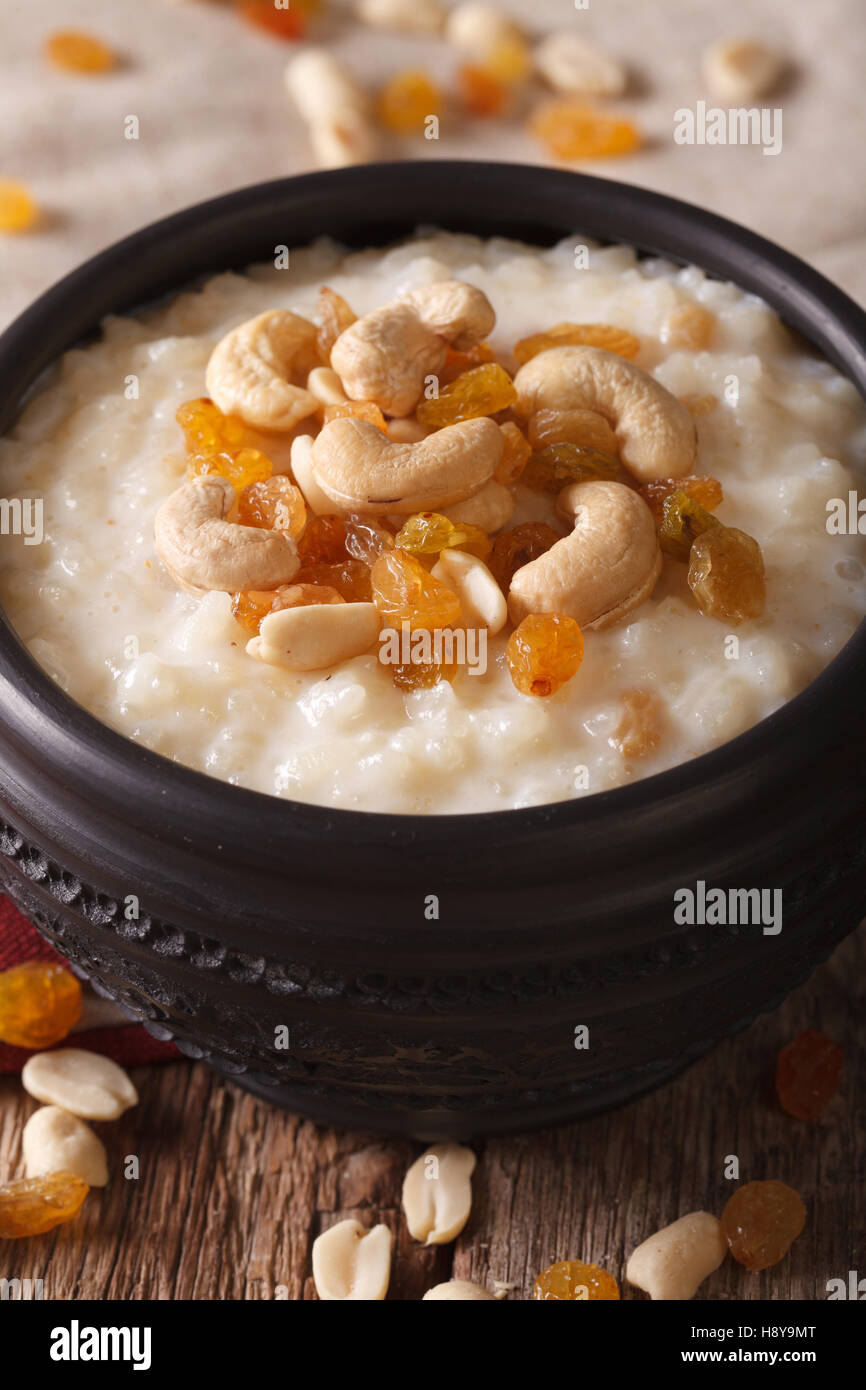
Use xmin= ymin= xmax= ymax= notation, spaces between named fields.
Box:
xmin=1 ymin=924 xmax=862 ymax=1301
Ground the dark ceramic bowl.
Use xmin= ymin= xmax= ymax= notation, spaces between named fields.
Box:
xmin=0 ymin=164 xmax=865 ymax=1141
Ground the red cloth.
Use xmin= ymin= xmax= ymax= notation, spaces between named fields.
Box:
xmin=0 ymin=894 xmax=180 ymax=1073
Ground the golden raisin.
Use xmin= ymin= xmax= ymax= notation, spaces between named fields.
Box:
xmin=272 ymin=583 xmax=344 ymax=611
xmin=776 ymin=1031 xmax=843 ymax=1122
xmin=44 ymin=30 xmax=117 ymax=73
xmin=323 ymin=400 xmax=389 ymax=434
xmin=371 ymin=548 xmax=461 ymax=629
xmin=439 ymin=341 xmax=495 ymax=385
xmin=297 ymin=515 xmax=348 ymax=565
xmin=530 ymin=102 xmax=642 ymax=160
xmin=661 ymin=302 xmax=716 ymax=350
xmin=720 ymin=1181 xmax=806 ymax=1272
xmin=238 ymin=476 xmax=306 ymax=536
xmin=188 ymin=446 xmax=272 ymax=491
xmin=294 ymin=560 xmax=372 ymax=603
xmin=533 ymin=1259 xmax=620 ymax=1301
xmin=488 ymin=522 xmax=560 ymax=591
xmin=523 ymin=442 xmax=620 ymax=494
xmin=344 ymin=514 xmax=395 ymax=565
xmin=610 ymin=689 xmax=664 ymax=760
xmin=528 ymin=407 xmax=619 ymax=455
xmin=391 ymin=658 xmax=457 ymax=691
xmin=0 ymin=180 xmax=39 ymax=234
xmin=176 ymin=397 xmax=248 ymax=455
xmin=377 ymin=70 xmax=441 ymax=132
xmin=457 ymin=64 xmax=508 ymax=117
xmin=416 ymin=363 xmax=517 ymax=429
xmin=514 ymin=323 xmax=640 ymax=366
xmin=483 ymin=36 xmax=532 ymax=85
xmin=236 ymin=1 xmax=308 ymax=40
xmin=496 ymin=421 xmax=532 ymax=484
xmin=0 ymin=961 xmax=82 ymax=1049
xmin=0 ymin=1172 xmax=89 ymax=1238
xmin=315 ymin=285 xmax=357 ymax=362
xmin=688 ymin=526 xmax=766 ymax=624
xmin=639 ymin=475 xmax=723 ymax=524
xmin=395 ymin=511 xmax=489 ymax=557
xmin=658 ymin=489 xmax=720 ymax=561
xmin=231 ymin=590 xmax=277 ymax=635
xmin=506 ymin=613 xmax=584 ymax=697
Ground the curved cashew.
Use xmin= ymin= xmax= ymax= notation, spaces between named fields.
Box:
xmin=311 ymin=416 xmax=502 ymax=514
xmin=445 ymin=479 xmax=514 ymax=532
xmin=155 ymin=477 xmax=300 ymax=593
xmin=513 ymin=346 xmax=696 ymax=482
xmin=206 ymin=310 xmax=319 ymax=432
xmin=331 ymin=280 xmax=495 ymax=416
xmin=508 ymin=480 xmax=661 ymax=630
xmin=247 ymin=601 xmax=380 ymax=671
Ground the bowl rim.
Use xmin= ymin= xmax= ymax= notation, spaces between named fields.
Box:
xmin=1 ymin=160 xmax=865 ymax=848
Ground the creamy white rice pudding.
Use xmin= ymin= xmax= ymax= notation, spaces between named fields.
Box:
xmin=1 ymin=231 xmax=865 ymax=814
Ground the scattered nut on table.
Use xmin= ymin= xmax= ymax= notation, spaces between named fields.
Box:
xmin=534 ymin=32 xmax=626 ymax=97
xmin=356 ymin=0 xmax=445 ymax=35
xmin=284 ymin=48 xmax=378 ymax=169
xmin=626 ymin=1210 xmax=728 ymax=1300
xmin=423 ymin=1279 xmax=496 ymax=1300
xmin=22 ymin=1104 xmax=108 ymax=1187
xmin=22 ymin=1048 xmax=138 ymax=1121
xmin=312 ymin=1219 xmax=392 ymax=1300
xmin=703 ymin=37 xmax=784 ymax=102
xmin=402 ymin=1142 xmax=476 ymax=1245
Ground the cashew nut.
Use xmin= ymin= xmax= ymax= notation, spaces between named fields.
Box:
xmin=431 ymin=548 xmax=507 ymax=633
xmin=206 ymin=310 xmax=319 ymax=432
xmin=23 ymin=1106 xmax=109 ymax=1187
xmin=445 ymin=478 xmax=514 ymax=532
xmin=247 ymin=601 xmax=380 ymax=671
xmin=289 ymin=435 xmax=333 ymax=515
xmin=307 ymin=365 xmax=348 ymax=405
xmin=513 ymin=346 xmax=696 ymax=482
xmin=312 ymin=1219 xmax=392 ymax=1301
xmin=534 ymin=32 xmax=626 ymax=96
xmin=311 ymin=416 xmax=502 ymax=514
xmin=155 ymin=477 xmax=300 ymax=593
xmin=508 ymin=480 xmax=661 ymax=630
xmin=402 ymin=1143 xmax=476 ymax=1246
xmin=423 ymin=1280 xmax=496 ymax=1301
xmin=22 ymin=1048 xmax=138 ymax=1121
xmin=284 ymin=49 xmax=378 ymax=169
xmin=357 ymin=0 xmax=445 ymax=35
xmin=626 ymin=1211 xmax=727 ymax=1301
xmin=331 ymin=280 xmax=495 ymax=416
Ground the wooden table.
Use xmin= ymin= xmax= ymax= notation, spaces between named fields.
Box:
xmin=1 ymin=924 xmax=862 ymax=1301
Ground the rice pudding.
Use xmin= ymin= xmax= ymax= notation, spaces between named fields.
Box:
xmin=1 ymin=231 xmax=864 ymax=814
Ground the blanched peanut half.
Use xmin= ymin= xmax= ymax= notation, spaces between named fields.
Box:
xmin=311 ymin=416 xmax=502 ymax=515
xmin=432 ymin=549 xmax=507 ymax=634
xmin=509 ymin=480 xmax=661 ymax=630
xmin=445 ymin=3 xmax=523 ymax=55
xmin=357 ymin=0 xmax=445 ymax=35
xmin=402 ymin=1143 xmax=476 ymax=1245
xmin=307 ymin=365 xmax=348 ymax=405
xmin=22 ymin=1048 xmax=138 ymax=1121
xmin=284 ymin=49 xmax=378 ymax=169
xmin=703 ymin=37 xmax=783 ymax=102
xmin=514 ymin=346 xmax=696 ymax=482
xmin=206 ymin=310 xmax=319 ymax=432
xmin=155 ymin=477 xmax=300 ymax=593
xmin=247 ymin=602 xmax=380 ymax=671
xmin=331 ymin=280 xmax=495 ymax=417
xmin=445 ymin=479 xmax=514 ymax=532
xmin=312 ymin=1219 xmax=392 ymax=1301
xmin=423 ymin=1280 xmax=496 ymax=1301
xmin=387 ymin=416 xmax=429 ymax=444
xmin=626 ymin=1211 xmax=727 ymax=1300
xmin=534 ymin=32 xmax=626 ymax=96
xmin=290 ymin=435 xmax=333 ymax=515
xmin=23 ymin=1105 xmax=108 ymax=1187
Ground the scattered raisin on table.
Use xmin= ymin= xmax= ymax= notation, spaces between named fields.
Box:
xmin=720 ymin=1181 xmax=806 ymax=1271
xmin=533 ymin=1259 xmax=620 ymax=1300
xmin=0 ymin=961 xmax=82 ymax=1049
xmin=530 ymin=102 xmax=642 ymax=160
xmin=639 ymin=475 xmax=723 ymax=524
xmin=0 ymin=180 xmax=39 ymax=234
xmin=371 ymin=549 xmax=461 ymax=629
xmin=44 ymin=31 xmax=117 ymax=74
xmin=488 ymin=523 xmax=561 ymax=592
xmin=0 ymin=1173 xmax=89 ymax=1238
xmin=416 ymin=363 xmax=516 ymax=429
xmin=506 ymin=613 xmax=584 ymax=697
xmin=377 ymin=70 xmax=442 ymax=132
xmin=514 ymin=323 xmax=640 ymax=366
xmin=236 ymin=1 xmax=308 ymax=41
xmin=688 ymin=526 xmax=766 ymax=624
xmin=776 ymin=1031 xmax=843 ymax=1122
xmin=457 ymin=66 xmax=509 ymax=117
